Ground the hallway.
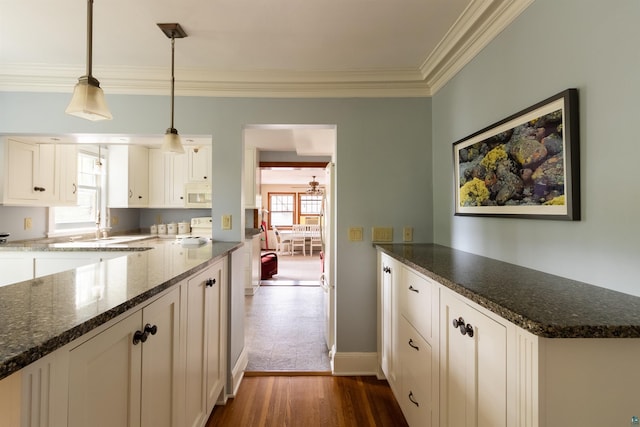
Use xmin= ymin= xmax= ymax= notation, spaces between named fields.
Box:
xmin=244 ymin=253 xmax=331 ymax=372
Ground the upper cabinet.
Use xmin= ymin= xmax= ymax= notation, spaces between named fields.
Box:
xmin=188 ymin=146 xmax=211 ymax=183
xmin=244 ymin=148 xmax=261 ymax=209
xmin=148 ymin=148 xmax=188 ymax=208
xmin=0 ymin=138 xmax=77 ymax=206
xmin=108 ymin=145 xmax=149 ymax=208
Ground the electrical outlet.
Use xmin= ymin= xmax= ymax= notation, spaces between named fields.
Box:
xmin=348 ymin=227 xmax=363 ymax=242
xmin=111 ymin=215 xmax=119 ymax=226
xmin=222 ymin=215 xmax=232 ymax=230
xmin=372 ymin=227 xmax=393 ymax=242
xmin=403 ymin=227 xmax=413 ymax=242
xmin=24 ymin=217 xmax=32 ymax=230
xmin=155 ymin=214 xmax=163 ymax=224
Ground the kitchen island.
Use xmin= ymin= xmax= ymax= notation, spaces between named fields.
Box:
xmin=376 ymin=243 xmax=640 ymax=427
xmin=0 ymin=237 xmax=241 ymax=380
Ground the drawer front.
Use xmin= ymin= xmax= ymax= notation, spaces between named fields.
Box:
xmin=399 ymin=316 xmax=432 ymax=427
xmin=400 ymin=267 xmax=434 ymax=341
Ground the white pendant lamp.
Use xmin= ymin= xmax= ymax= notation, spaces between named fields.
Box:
xmin=158 ymin=23 xmax=187 ymax=154
xmin=65 ymin=0 xmax=112 ymax=121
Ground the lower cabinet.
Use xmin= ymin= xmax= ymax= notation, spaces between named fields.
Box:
xmin=184 ymin=259 xmax=227 ymax=427
xmin=440 ymin=289 xmax=508 ymax=427
xmin=68 ymin=286 xmax=181 ymax=427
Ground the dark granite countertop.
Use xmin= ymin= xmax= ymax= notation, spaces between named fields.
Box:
xmin=376 ymin=243 xmax=640 ymax=339
xmin=0 ymin=238 xmax=242 ymax=380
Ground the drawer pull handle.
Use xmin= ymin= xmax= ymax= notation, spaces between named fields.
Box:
xmin=408 ymin=339 xmax=419 ymax=351
xmin=408 ymin=285 xmax=419 ymax=293
xmin=408 ymin=391 xmax=420 ymax=407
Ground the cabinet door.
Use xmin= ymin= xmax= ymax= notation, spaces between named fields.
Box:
xmin=168 ymin=153 xmax=188 ymax=206
xmin=68 ymin=312 xmax=143 ymax=427
xmin=205 ymin=259 xmax=226 ymax=412
xmin=188 ymin=146 xmax=211 ymax=182
xmin=58 ymin=145 xmax=78 ymax=204
xmin=129 ymin=145 xmax=149 ymax=207
xmin=441 ymin=291 xmax=507 ymax=427
xmin=379 ymin=253 xmax=397 ymax=384
xmin=6 ymin=139 xmax=39 ymax=202
xmin=148 ymin=148 xmax=166 ymax=207
xmin=37 ymin=144 xmax=58 ymax=203
xmin=140 ymin=288 xmax=181 ymax=427
xmin=184 ymin=267 xmax=208 ymax=427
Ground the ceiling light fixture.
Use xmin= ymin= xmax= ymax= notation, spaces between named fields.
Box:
xmin=306 ymin=176 xmax=323 ymax=195
xmin=158 ymin=23 xmax=187 ymax=154
xmin=65 ymin=0 xmax=112 ymax=121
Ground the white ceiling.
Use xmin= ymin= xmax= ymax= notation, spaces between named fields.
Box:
xmin=0 ymin=0 xmax=532 ymax=97
xmin=0 ymin=0 xmax=532 ymax=185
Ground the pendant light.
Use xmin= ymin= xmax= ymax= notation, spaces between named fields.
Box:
xmin=65 ymin=0 xmax=112 ymax=121
xmin=158 ymin=23 xmax=187 ymax=154
xmin=306 ymin=176 xmax=323 ymax=195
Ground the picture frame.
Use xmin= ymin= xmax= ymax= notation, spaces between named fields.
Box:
xmin=453 ymin=88 xmax=580 ymax=220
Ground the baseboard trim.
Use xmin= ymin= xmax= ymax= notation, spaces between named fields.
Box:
xmin=332 ymin=352 xmax=378 ymax=376
xmin=229 ymin=347 xmax=249 ymax=398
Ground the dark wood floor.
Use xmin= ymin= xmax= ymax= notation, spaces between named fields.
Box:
xmin=206 ymin=375 xmax=409 ymax=426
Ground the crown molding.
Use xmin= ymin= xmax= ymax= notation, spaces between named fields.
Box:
xmin=420 ymin=0 xmax=535 ymax=93
xmin=0 ymin=1 xmax=533 ymax=98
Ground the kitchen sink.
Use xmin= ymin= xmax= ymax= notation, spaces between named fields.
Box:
xmin=53 ymin=235 xmax=154 ymax=248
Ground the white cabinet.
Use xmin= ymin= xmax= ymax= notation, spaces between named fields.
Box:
xmin=149 ymin=148 xmax=188 ymax=208
xmin=440 ymin=288 xmax=508 ymax=427
xmin=57 ymin=144 xmax=78 ymax=205
xmin=244 ymin=234 xmax=261 ymax=295
xmin=0 ymin=139 xmax=58 ymax=205
xmin=183 ymin=258 xmax=227 ymax=427
xmin=108 ymin=145 xmax=149 ymax=207
xmin=243 ymin=148 xmax=261 ymax=209
xmin=188 ymin=146 xmax=211 ymax=183
xmin=379 ymin=252 xmax=399 ymax=387
xmin=68 ymin=287 xmax=181 ymax=427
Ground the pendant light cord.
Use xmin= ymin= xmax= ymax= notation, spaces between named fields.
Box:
xmin=170 ymin=34 xmax=175 ymax=130
xmin=86 ymin=0 xmax=94 ymax=78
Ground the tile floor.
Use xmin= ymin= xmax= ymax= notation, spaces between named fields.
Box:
xmin=244 ymin=285 xmax=331 ymax=372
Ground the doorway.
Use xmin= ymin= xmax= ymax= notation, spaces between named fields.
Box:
xmin=243 ymin=125 xmax=336 ymax=373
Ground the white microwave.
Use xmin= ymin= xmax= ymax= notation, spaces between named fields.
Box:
xmin=184 ymin=183 xmax=212 ymax=208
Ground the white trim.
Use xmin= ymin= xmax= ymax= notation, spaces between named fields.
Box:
xmin=228 ymin=346 xmax=248 ymax=398
xmin=0 ymin=2 xmax=534 ymax=98
xmin=332 ymin=352 xmax=378 ymax=376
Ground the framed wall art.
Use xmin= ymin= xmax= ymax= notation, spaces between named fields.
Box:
xmin=453 ymin=88 xmax=580 ymax=220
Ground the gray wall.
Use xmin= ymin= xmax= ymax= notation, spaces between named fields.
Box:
xmin=0 ymin=94 xmax=432 ymax=354
xmin=432 ymin=0 xmax=640 ymax=295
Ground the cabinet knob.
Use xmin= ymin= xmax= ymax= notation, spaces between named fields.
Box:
xmin=206 ymin=278 xmax=216 ymax=287
xmin=383 ymin=266 xmax=391 ymax=274
xmin=144 ymin=323 xmax=158 ymax=336
xmin=452 ymin=317 xmax=474 ymax=338
xmin=133 ymin=329 xmax=148 ymax=345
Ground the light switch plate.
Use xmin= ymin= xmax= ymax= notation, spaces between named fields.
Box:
xmin=372 ymin=227 xmax=393 ymax=242
xmin=222 ymin=215 xmax=232 ymax=230
xmin=348 ymin=227 xmax=363 ymax=242
xmin=403 ymin=227 xmax=413 ymax=242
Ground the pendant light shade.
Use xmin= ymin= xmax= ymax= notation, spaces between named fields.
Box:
xmin=158 ymin=23 xmax=187 ymax=154
xmin=66 ymin=0 xmax=112 ymax=121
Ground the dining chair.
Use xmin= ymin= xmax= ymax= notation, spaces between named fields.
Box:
xmin=273 ymin=226 xmax=291 ymax=255
xmin=290 ymin=224 xmax=306 ymax=256
xmin=309 ymin=225 xmax=322 ymax=256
